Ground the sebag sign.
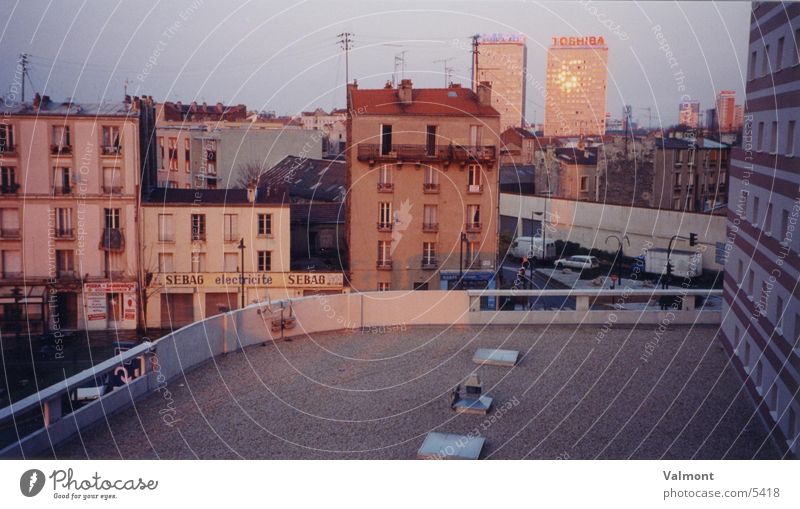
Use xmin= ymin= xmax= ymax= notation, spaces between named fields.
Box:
xmin=152 ymin=272 xmax=344 ymax=289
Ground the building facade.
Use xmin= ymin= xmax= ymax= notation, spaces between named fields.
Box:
xmin=141 ymin=187 xmax=344 ymax=330
xmin=346 ymin=79 xmax=501 ymax=292
xmin=474 ymin=33 xmax=527 ymax=133
xmin=653 ymin=137 xmax=729 ymax=213
xmin=0 ymin=95 xmax=148 ymax=333
xmin=544 ymin=36 xmax=609 ymax=137
xmin=721 ymin=2 xmax=799 ymax=458
xmin=678 ymin=100 xmax=701 ymax=128
xmin=716 ymin=90 xmax=737 ymax=133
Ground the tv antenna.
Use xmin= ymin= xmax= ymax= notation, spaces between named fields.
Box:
xmin=433 ymin=57 xmax=454 ymax=87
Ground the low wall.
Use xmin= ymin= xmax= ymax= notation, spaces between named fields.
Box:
xmin=0 ymin=289 xmax=719 ymax=458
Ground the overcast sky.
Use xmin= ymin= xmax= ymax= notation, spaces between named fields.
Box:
xmin=0 ymin=0 xmax=751 ymax=126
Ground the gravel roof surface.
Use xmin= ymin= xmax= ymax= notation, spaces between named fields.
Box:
xmin=53 ymin=324 xmax=782 ymax=459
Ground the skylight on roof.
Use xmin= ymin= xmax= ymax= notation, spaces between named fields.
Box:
xmin=447 ymin=91 xmax=457 ymax=97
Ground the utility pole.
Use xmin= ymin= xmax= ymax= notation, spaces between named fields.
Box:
xmin=18 ymin=53 xmax=33 ymax=102
xmin=338 ymin=32 xmax=353 ymax=87
xmin=433 ymin=57 xmax=453 ymax=87
xmin=470 ymin=34 xmax=480 ymax=91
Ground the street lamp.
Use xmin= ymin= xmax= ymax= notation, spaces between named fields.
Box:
xmin=605 ymin=234 xmax=630 ymax=286
xmin=237 ymin=238 xmax=246 ymax=308
xmin=459 ymin=231 xmax=468 ymax=285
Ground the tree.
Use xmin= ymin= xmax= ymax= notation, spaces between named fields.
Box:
xmin=233 ymin=161 xmax=266 ymax=188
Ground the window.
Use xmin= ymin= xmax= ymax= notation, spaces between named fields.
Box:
xmin=257 ymin=250 xmax=271 ymax=272
xmin=423 ymin=204 xmax=438 ymax=230
xmin=55 ymin=208 xmax=72 ymax=237
xmin=749 ymin=50 xmax=757 ymax=80
xmin=104 ymin=208 xmax=121 ymax=229
xmin=673 ymin=172 xmax=681 ymax=187
xmin=466 ymin=241 xmax=479 ymax=263
xmin=52 ymin=167 xmax=72 ymax=194
xmin=422 ymin=242 xmax=436 ymax=266
xmin=377 ymin=240 xmax=391 ymax=265
xmin=0 ymin=208 xmax=19 ymax=238
xmin=51 ymin=125 xmax=71 ymax=152
xmin=102 ymin=126 xmax=121 ymax=154
xmin=580 ymin=176 xmax=589 ymax=192
xmin=765 ymin=203 xmax=773 ymax=233
xmin=224 ymin=214 xmax=238 ymax=242
xmin=469 ymin=125 xmax=483 ymax=146
xmin=743 ymin=341 xmax=752 ymax=370
xmin=378 ymin=165 xmax=393 ymax=188
xmin=787 ymin=120 xmax=795 ymax=155
xmin=795 ymin=28 xmax=800 ymax=66
xmin=780 ymin=209 xmax=790 ymax=242
xmin=757 ymin=122 xmax=764 ymax=151
xmin=468 ymin=164 xmax=482 ymax=187
xmin=776 ymin=294 xmax=784 ymax=330
xmin=380 ymin=124 xmax=393 ymax=155
xmin=224 ymin=253 xmax=238 ymax=272
xmin=379 ymin=202 xmax=392 ymax=229
xmin=55 ymin=250 xmax=74 ymax=277
xmin=158 ymin=214 xmax=174 ymax=242
xmin=158 ymin=253 xmax=174 ymax=272
xmin=168 ymin=138 xmax=178 ymax=171
xmin=1 ymin=249 xmax=21 ymax=277
xmin=103 ymin=167 xmax=121 ymax=193
xmin=378 ymin=282 xmax=391 ymax=291
xmin=191 ymin=252 xmax=206 ymax=273
xmin=424 ymin=166 xmax=438 ymax=186
xmin=467 ymin=205 xmax=480 ymax=227
xmin=737 ymin=259 xmax=743 ymax=282
xmin=158 ymin=136 xmax=164 ymax=163
xmin=752 ymin=196 xmax=760 ymax=224
xmin=184 ymin=138 xmax=191 ymax=172
xmin=1 ymin=167 xmax=17 ymax=193
xmin=258 ymin=213 xmax=272 ymax=236
xmin=0 ymin=123 xmax=13 ymax=152
xmin=191 ymin=214 xmax=206 ymax=241
xmin=747 ymin=269 xmax=754 ymax=296
xmin=776 ymin=36 xmax=785 ymax=70
xmin=762 ymin=44 xmax=770 ymax=76
xmin=426 ymin=125 xmax=437 ymax=155
xmin=770 ymin=121 xmax=778 ymax=153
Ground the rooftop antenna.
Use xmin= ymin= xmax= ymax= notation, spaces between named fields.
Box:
xmin=470 ymin=34 xmax=480 ymax=91
xmin=338 ymin=32 xmax=353 ymax=86
xmin=393 ymin=51 xmax=407 ymax=86
xmin=433 ymin=57 xmax=454 ymax=87
xmin=18 ymin=53 xmax=35 ymax=102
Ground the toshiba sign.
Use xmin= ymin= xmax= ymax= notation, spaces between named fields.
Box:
xmin=551 ymin=36 xmax=606 ymax=47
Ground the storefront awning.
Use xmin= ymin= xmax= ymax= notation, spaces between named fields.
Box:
xmin=0 ymin=285 xmax=46 ymax=304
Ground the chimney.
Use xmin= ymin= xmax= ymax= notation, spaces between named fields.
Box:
xmin=33 ymin=93 xmax=42 ymax=109
xmin=216 ymin=102 xmax=224 ymax=113
xmin=246 ymin=179 xmax=257 ymax=203
xmin=398 ymin=79 xmax=413 ymax=105
xmin=477 ymin=81 xmax=492 ymax=107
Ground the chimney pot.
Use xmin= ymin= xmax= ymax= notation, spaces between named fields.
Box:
xmin=477 ymin=81 xmax=492 ymax=107
xmin=33 ymin=93 xmax=42 ymax=108
xmin=398 ymin=79 xmax=413 ymax=105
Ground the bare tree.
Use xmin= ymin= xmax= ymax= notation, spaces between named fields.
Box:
xmin=234 ymin=161 xmax=266 ymax=188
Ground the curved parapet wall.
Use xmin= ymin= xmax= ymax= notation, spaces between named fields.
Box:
xmin=0 ymin=289 xmax=719 ymax=458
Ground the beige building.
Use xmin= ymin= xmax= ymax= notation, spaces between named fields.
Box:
xmin=544 ymin=36 xmax=609 ymax=137
xmin=474 ymin=34 xmax=527 ymax=133
xmin=0 ymin=94 xmax=148 ymax=332
xmin=715 ymin=90 xmax=736 ymax=133
xmin=141 ymin=186 xmax=344 ymax=330
xmin=346 ymin=79 xmax=501 ymax=292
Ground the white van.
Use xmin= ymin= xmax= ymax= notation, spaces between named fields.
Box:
xmin=509 ymin=236 xmax=556 ymax=261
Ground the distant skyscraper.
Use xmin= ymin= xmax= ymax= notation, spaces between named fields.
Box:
xmin=474 ymin=33 xmax=527 ymax=133
xmin=705 ymin=108 xmax=717 ymax=131
xmin=716 ymin=90 xmax=736 ymax=132
xmin=678 ymin=100 xmax=700 ymax=128
xmin=544 ymin=35 xmax=609 ymax=137
xmin=733 ymin=104 xmax=744 ymax=132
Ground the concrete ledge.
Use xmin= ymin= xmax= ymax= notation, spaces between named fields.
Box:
xmin=469 ymin=310 xmax=722 ymax=325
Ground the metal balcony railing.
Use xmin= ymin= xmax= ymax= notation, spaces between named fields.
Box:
xmin=54 ymin=228 xmax=74 ymax=239
xmin=423 ymin=183 xmax=440 ymax=193
xmin=50 ymin=144 xmax=72 ymax=155
xmin=0 ymin=183 xmax=20 ymax=195
xmin=422 ymin=222 xmax=438 ymax=233
xmin=377 ymin=182 xmax=394 ymax=192
xmin=421 ymin=260 xmax=438 ymax=270
xmin=465 ymin=222 xmax=482 ymax=233
xmin=0 ymin=228 xmax=20 ymax=239
xmin=102 ymin=185 xmax=123 ymax=195
xmin=377 ymin=222 xmax=393 ymax=232
xmin=100 ymin=228 xmax=125 ymax=251
xmin=356 ymin=144 xmax=497 ymax=164
xmin=376 ymin=260 xmax=393 ymax=270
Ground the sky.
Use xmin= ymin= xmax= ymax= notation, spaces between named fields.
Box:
xmin=0 ymin=0 xmax=751 ymax=126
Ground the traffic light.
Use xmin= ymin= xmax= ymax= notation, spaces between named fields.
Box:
xmin=688 ymin=233 xmax=697 ymax=246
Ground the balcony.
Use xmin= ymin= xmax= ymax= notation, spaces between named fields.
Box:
xmin=0 ymin=228 xmax=20 ymax=239
xmin=100 ymin=228 xmax=125 ymax=251
xmin=422 ymin=222 xmax=438 ymax=233
xmin=50 ymin=144 xmax=72 ymax=156
xmin=54 ymin=228 xmax=74 ymax=240
xmin=0 ymin=144 xmax=16 ymax=155
xmin=423 ymin=183 xmax=440 ymax=194
xmin=101 ymin=145 xmax=122 ymax=156
xmin=56 ymin=270 xmax=79 ymax=280
xmin=52 ymin=185 xmax=73 ymax=196
xmin=356 ymin=144 xmax=496 ymax=165
xmin=465 ymin=222 xmax=482 ymax=233
xmin=102 ymin=185 xmax=123 ymax=195
xmin=1 ymin=271 xmax=23 ymax=279
xmin=0 ymin=183 xmax=20 ymax=195
xmin=467 ymin=184 xmax=483 ymax=194
xmin=421 ymin=260 xmax=438 ymax=270
xmin=377 ymin=222 xmax=393 ymax=232
xmin=104 ymin=270 xmax=126 ymax=279
xmin=191 ymin=231 xmax=207 ymax=242
xmin=377 ymin=182 xmax=394 ymax=193
xmin=376 ymin=260 xmax=393 ymax=270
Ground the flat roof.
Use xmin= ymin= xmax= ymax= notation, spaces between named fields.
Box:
xmin=52 ymin=324 xmax=781 ymax=460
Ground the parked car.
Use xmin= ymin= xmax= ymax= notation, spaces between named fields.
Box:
xmin=509 ymin=236 xmax=556 ymax=262
xmin=554 ymin=255 xmax=600 ymax=271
